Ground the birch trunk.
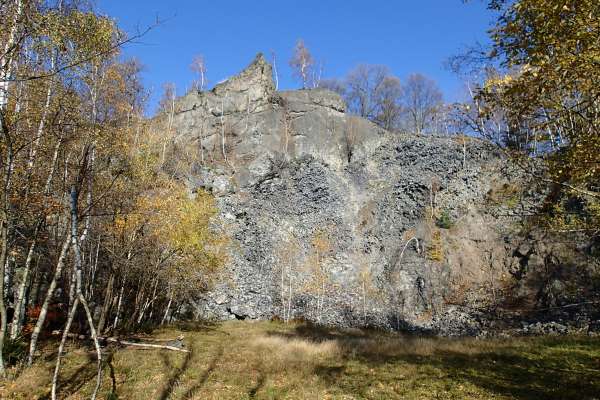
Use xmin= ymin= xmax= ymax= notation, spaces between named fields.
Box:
xmin=27 ymin=234 xmax=70 ymax=366
xmin=97 ymin=272 xmax=114 ymax=334
xmin=0 ymin=0 xmax=21 ymax=363
xmin=287 ymin=275 xmax=293 ymax=323
xmin=0 ymin=0 xmax=23 ymax=116
xmin=0 ymin=147 xmax=14 ymax=376
xmin=10 ymin=238 xmax=36 ymax=339
xmin=51 ymin=297 xmax=79 ymax=400
xmin=52 ymin=185 xmax=103 ymax=399
xmin=112 ymin=279 xmax=125 ymax=331
xmin=161 ymin=292 xmax=173 ymax=325
xmin=137 ymin=278 xmax=158 ymax=324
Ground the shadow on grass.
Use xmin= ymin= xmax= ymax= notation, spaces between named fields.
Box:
xmin=106 ymin=352 xmax=118 ymax=398
xmin=247 ymin=370 xmax=265 ymax=398
xmin=156 ymin=336 xmax=224 ymax=400
xmin=270 ymin=323 xmax=600 ymax=400
xmin=411 ymin=348 xmax=600 ymax=400
xmin=268 ymin=321 xmax=383 ymax=342
xmin=158 ymin=343 xmax=194 ymax=400
xmin=41 ymin=353 xmax=97 ymax=400
xmin=180 ymin=345 xmax=223 ymax=400
xmin=169 ymin=320 xmax=222 ymax=333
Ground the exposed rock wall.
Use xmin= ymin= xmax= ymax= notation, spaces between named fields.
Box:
xmin=163 ymin=54 xmax=599 ymax=335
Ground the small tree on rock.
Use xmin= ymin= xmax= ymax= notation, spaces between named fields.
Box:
xmin=289 ymin=39 xmax=314 ymax=89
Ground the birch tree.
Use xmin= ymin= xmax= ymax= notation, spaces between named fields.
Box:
xmin=0 ymin=0 xmax=228 ymax=381
xmin=190 ymin=54 xmax=207 ymax=91
xmin=289 ymin=39 xmax=314 ymax=89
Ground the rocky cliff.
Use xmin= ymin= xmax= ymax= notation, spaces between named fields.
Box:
xmin=161 ymin=54 xmax=599 ymax=335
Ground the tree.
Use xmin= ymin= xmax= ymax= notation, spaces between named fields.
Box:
xmin=322 ymin=65 xmax=403 ymax=131
xmin=374 ymin=75 xmax=403 ymax=130
xmin=0 ymin=0 xmax=226 ymax=387
xmin=289 ymin=39 xmax=314 ymax=89
xmin=355 ymin=256 xmax=381 ymax=326
xmin=319 ymin=78 xmax=346 ymax=97
xmin=344 ymin=64 xmax=390 ymax=119
xmin=275 ymin=232 xmax=301 ymax=322
xmin=271 ymin=50 xmax=279 ymax=90
xmin=401 ymin=73 xmax=443 ymax=134
xmin=304 ymin=228 xmax=334 ymax=323
xmin=474 ymin=0 xmax=600 ymax=233
xmin=190 ymin=54 xmax=207 ymax=91
xmin=158 ymin=82 xmax=177 ymax=114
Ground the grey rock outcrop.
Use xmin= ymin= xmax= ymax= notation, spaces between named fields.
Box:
xmin=161 ymin=54 xmax=599 ymax=335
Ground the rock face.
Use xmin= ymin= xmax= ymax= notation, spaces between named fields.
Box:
xmin=164 ymin=54 xmax=600 ymax=335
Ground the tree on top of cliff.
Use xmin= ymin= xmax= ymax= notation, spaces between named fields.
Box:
xmin=190 ymin=54 xmax=207 ymax=91
xmin=401 ymin=73 xmax=444 ymax=135
xmin=289 ymin=39 xmax=315 ymax=89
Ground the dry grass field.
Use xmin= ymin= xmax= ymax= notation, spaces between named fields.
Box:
xmin=2 ymin=320 xmax=600 ymax=399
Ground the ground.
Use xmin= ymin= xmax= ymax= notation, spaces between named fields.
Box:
xmin=2 ymin=321 xmax=600 ymax=400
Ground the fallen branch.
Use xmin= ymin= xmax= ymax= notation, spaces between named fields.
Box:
xmin=104 ymin=337 xmax=188 ymax=353
xmin=52 ymin=331 xmax=189 ymax=353
xmin=128 ymin=335 xmax=184 ymax=343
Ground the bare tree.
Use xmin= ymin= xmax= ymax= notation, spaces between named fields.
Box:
xmin=319 ymin=78 xmax=346 ymax=97
xmin=271 ymin=50 xmax=279 ymax=90
xmin=401 ymin=73 xmax=443 ymax=134
xmin=289 ymin=39 xmax=314 ymax=89
xmin=344 ymin=64 xmax=389 ymax=119
xmin=342 ymin=65 xmax=403 ymax=130
xmin=374 ymin=76 xmax=403 ymax=131
xmin=158 ymin=82 xmax=176 ymax=115
xmin=190 ymin=54 xmax=207 ymax=91
xmin=159 ymin=83 xmax=176 ymax=164
xmin=312 ymin=60 xmax=323 ymax=88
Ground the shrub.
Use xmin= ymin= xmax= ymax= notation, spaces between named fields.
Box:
xmin=436 ymin=210 xmax=453 ymax=229
xmin=3 ymin=336 xmax=27 ymax=366
xmin=427 ymin=230 xmax=444 ymax=262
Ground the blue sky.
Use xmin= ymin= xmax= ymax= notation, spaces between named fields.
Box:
xmin=97 ymin=0 xmax=495 ymax=114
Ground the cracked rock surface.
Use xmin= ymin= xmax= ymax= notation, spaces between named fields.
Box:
xmin=161 ymin=54 xmax=600 ymax=335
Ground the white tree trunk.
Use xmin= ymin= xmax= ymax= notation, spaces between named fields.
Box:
xmin=27 ymin=234 xmax=70 ymax=366
xmin=271 ymin=52 xmax=279 ymax=91
xmin=10 ymin=239 xmax=35 ymax=339
xmin=0 ymin=0 xmax=23 ymax=114
xmin=51 ymin=185 xmax=103 ymax=399
xmin=113 ymin=279 xmax=125 ymax=330
xmin=51 ymin=297 xmax=79 ymax=400
xmin=161 ymin=292 xmax=173 ymax=326
xmin=287 ymin=274 xmax=293 ymax=323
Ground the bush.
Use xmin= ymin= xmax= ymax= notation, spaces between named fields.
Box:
xmin=436 ymin=210 xmax=453 ymax=229
xmin=3 ymin=336 xmax=27 ymax=366
xmin=427 ymin=230 xmax=444 ymax=262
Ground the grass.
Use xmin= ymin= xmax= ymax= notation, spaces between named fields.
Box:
xmin=2 ymin=321 xmax=600 ymax=399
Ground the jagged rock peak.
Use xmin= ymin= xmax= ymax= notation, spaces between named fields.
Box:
xmin=212 ymin=53 xmax=275 ymax=99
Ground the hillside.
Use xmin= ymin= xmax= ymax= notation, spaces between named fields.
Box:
xmin=158 ymin=54 xmax=599 ymax=335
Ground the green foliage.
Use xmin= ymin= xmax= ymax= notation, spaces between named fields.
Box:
xmin=105 ymin=392 xmax=119 ymax=400
xmin=435 ymin=210 xmax=454 ymax=229
xmin=543 ymin=196 xmax=600 ymax=234
xmin=487 ymin=183 xmax=521 ymax=208
xmin=2 ymin=336 xmax=27 ymax=366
